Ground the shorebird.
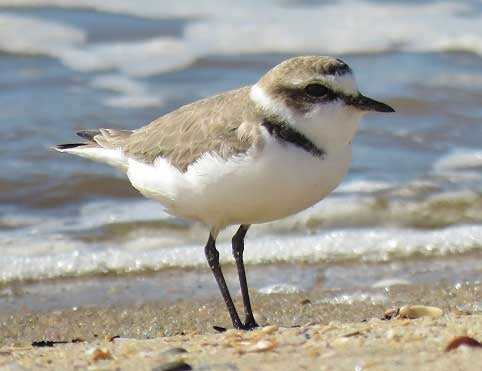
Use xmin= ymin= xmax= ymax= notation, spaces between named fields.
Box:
xmin=54 ymin=56 xmax=394 ymax=330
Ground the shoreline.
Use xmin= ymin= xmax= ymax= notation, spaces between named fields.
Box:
xmin=1 ymin=281 xmax=481 ymax=345
xmin=2 ymin=251 xmax=481 ymax=314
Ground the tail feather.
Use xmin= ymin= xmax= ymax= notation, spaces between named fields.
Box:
xmin=52 ymin=140 xmax=127 ymax=172
xmin=54 ymin=143 xmax=88 ymax=150
xmin=76 ymin=130 xmax=101 ymax=141
xmin=75 ymin=128 xmax=132 ymax=147
xmin=52 ymin=127 xmax=132 ymax=172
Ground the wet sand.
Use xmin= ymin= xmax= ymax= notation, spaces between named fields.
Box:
xmin=0 ymin=282 xmax=481 ymax=370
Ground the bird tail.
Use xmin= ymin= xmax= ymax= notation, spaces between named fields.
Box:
xmin=52 ymin=128 xmax=133 ymax=171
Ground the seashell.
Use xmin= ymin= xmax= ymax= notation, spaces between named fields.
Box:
xmin=246 ymin=339 xmax=277 ymax=352
xmin=445 ymin=336 xmax=482 ymax=352
xmin=398 ymin=305 xmax=443 ymax=319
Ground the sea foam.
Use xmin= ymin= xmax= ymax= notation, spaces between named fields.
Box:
xmin=1 ymin=217 xmax=481 ymax=284
xmin=1 ymin=1 xmax=481 ymax=75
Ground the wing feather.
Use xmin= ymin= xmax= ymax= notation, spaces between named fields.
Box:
xmin=123 ymin=86 xmax=261 ymax=171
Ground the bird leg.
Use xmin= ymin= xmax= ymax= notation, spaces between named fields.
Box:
xmin=204 ymin=232 xmax=244 ymax=329
xmin=232 ymin=225 xmax=258 ymax=329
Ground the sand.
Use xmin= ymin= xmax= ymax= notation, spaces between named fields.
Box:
xmin=1 ymin=313 xmax=481 ymax=370
xmin=0 ymin=282 xmax=481 ymax=370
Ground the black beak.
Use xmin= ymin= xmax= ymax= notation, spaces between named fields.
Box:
xmin=348 ymin=94 xmax=395 ymax=113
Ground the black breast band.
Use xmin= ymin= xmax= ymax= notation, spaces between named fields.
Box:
xmin=261 ymin=119 xmax=326 ymax=158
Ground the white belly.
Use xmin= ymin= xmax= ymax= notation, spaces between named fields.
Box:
xmin=126 ymin=138 xmax=352 ymax=230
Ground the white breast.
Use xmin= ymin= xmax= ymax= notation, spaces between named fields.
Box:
xmin=126 ymin=131 xmax=352 ymax=231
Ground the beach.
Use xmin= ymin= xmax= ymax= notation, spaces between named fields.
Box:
xmin=3 ymin=315 xmax=482 ymax=371
xmin=0 ymin=1 xmax=481 ymax=369
xmin=1 ymin=279 xmax=481 ymax=370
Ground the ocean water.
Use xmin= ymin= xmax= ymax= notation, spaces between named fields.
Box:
xmin=0 ymin=0 xmax=481 ymax=296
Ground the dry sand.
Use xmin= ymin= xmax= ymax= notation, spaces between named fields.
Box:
xmin=1 ymin=313 xmax=481 ymax=370
xmin=0 ymin=282 xmax=481 ymax=370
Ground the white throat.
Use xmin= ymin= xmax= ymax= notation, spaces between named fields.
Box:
xmin=250 ymin=84 xmax=363 ymax=152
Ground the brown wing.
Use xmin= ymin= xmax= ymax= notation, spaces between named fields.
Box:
xmin=114 ymin=86 xmax=261 ymax=172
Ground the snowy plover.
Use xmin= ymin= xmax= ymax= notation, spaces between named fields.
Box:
xmin=54 ymin=56 xmax=394 ymax=330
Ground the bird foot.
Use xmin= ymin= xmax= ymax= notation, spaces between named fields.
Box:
xmin=234 ymin=318 xmax=259 ymax=331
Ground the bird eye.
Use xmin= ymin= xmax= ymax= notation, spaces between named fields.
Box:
xmin=304 ymin=83 xmax=331 ymax=98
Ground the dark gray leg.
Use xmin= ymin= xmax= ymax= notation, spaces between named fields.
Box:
xmin=232 ymin=225 xmax=258 ymax=329
xmin=204 ymin=233 xmax=244 ymax=329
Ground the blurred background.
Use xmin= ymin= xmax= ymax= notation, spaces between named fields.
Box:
xmin=0 ymin=0 xmax=481 ymax=311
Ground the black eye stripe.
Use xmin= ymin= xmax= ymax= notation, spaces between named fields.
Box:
xmin=303 ymin=83 xmax=340 ymax=102
xmin=304 ymin=83 xmax=332 ymax=98
xmin=273 ymin=84 xmax=349 ymax=113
